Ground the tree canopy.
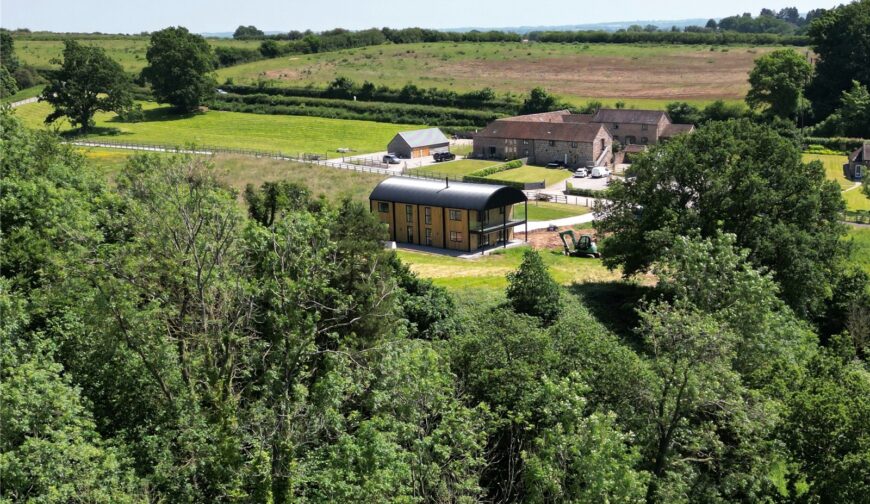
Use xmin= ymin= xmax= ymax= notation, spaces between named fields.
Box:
xmin=595 ymin=119 xmax=845 ymax=319
xmin=746 ymin=48 xmax=811 ymax=119
xmin=141 ymin=26 xmax=216 ymax=112
xmin=38 ymin=39 xmax=133 ymax=131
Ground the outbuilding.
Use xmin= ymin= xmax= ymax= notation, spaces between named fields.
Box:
xmin=844 ymin=143 xmax=868 ymax=181
xmin=387 ymin=128 xmax=450 ymax=158
xmin=369 ymin=177 xmax=528 ymax=252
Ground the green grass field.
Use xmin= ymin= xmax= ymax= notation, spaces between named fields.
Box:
xmin=410 ymin=159 xmax=496 ymax=177
xmin=77 ymin=147 xmax=385 ymax=202
xmin=397 ymin=245 xmax=622 ymax=291
xmin=216 ymin=42 xmax=792 ymax=107
xmin=803 ymin=153 xmax=870 ymax=211
xmin=14 ymin=37 xmax=263 ymax=72
xmin=1 ymin=85 xmax=44 ymax=104
xmin=487 ymin=165 xmax=573 ymax=187
xmin=16 ymin=101 xmax=421 ymax=155
xmin=514 ymin=201 xmax=590 ymax=221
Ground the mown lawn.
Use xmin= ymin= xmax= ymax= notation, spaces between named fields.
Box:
xmin=487 ymin=166 xmax=574 ymax=187
xmin=513 ymin=201 xmax=590 ymax=221
xmin=803 ymin=153 xmax=852 ymax=190
xmin=802 ymin=153 xmax=870 ymax=211
xmin=397 ymin=245 xmax=622 ymax=292
xmin=409 ymin=159 xmax=496 ymax=178
xmin=16 ymin=101 xmax=421 ymax=155
xmin=1 ymin=85 xmax=44 ymax=104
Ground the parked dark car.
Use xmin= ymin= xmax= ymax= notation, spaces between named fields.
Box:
xmin=383 ymin=154 xmax=400 ymax=164
xmin=546 ymin=161 xmax=565 ymax=168
xmin=433 ymin=152 xmax=456 ymax=162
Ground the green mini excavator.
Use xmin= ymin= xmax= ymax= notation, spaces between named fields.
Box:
xmin=558 ymin=230 xmax=601 ymax=258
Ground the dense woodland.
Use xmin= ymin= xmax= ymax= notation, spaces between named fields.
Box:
xmin=3 ymin=92 xmax=870 ymax=502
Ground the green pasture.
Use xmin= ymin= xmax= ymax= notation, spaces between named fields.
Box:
xmin=846 ymin=227 xmax=870 ymax=276
xmin=14 ymin=37 xmax=262 ymax=72
xmin=15 ymin=100 xmax=421 ymax=155
xmin=1 ymin=85 xmax=44 ymax=104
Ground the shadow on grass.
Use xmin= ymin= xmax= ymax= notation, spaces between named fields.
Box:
xmin=106 ymin=106 xmax=198 ymax=124
xmin=568 ymin=281 xmax=654 ymax=349
xmin=59 ymin=126 xmax=129 ymax=138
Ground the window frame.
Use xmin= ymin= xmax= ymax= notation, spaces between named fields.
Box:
xmin=377 ymin=202 xmax=389 ymax=213
xmin=449 ymin=209 xmax=462 ymax=221
xmin=424 ymin=206 xmax=432 ymax=225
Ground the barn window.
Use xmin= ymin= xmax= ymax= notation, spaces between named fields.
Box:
xmin=424 ymin=207 xmax=432 ymax=225
xmin=450 ymin=231 xmax=463 ymax=242
xmin=378 ymin=202 xmax=389 ymax=213
xmin=612 ymin=124 xmax=619 ymax=129
xmin=405 ymin=205 xmax=413 ymax=220
xmin=548 ymin=140 xmax=555 ymax=147
xmin=641 ymin=124 xmax=648 ymax=131
xmin=523 ymin=139 xmax=529 ymax=145
xmin=641 ymin=137 xmax=648 ymax=144
xmin=425 ymin=228 xmax=432 ymax=245
xmin=571 ymin=141 xmax=578 ymax=148
xmin=449 ymin=209 xmax=461 ymax=221
xmin=407 ymin=226 xmax=414 ymax=242
xmin=524 ymin=149 xmax=529 ymax=156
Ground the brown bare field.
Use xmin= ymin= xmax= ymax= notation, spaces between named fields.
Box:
xmin=219 ymin=42 xmax=799 ymax=106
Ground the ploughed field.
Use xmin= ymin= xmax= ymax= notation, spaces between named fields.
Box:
xmin=217 ymin=42 xmax=800 ymax=107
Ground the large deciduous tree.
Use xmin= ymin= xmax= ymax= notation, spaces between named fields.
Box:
xmin=745 ymin=49 xmax=811 ymax=120
xmin=595 ymin=119 xmax=845 ymax=319
xmin=806 ymin=0 xmax=870 ymax=120
xmin=39 ymin=40 xmax=133 ymax=131
xmin=141 ymin=26 xmax=216 ymax=112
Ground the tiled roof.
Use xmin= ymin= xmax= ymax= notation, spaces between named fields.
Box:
xmin=850 ymin=143 xmax=870 ymax=163
xmin=476 ymin=120 xmax=607 ymax=143
xmin=593 ymin=108 xmax=668 ymax=125
xmin=661 ymin=123 xmax=696 ymax=137
xmin=395 ymin=128 xmax=449 ymax=148
xmin=499 ymin=110 xmax=573 ymax=122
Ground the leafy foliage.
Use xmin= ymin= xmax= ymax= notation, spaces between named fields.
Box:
xmin=39 ymin=40 xmax=134 ymax=131
xmin=746 ymin=49 xmax=811 ymax=119
xmin=142 ymin=27 xmax=216 ymax=112
xmin=506 ymin=249 xmax=561 ymax=324
xmin=595 ymin=119 xmax=846 ymax=319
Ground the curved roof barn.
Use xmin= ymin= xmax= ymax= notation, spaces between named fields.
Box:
xmin=369 ymin=177 xmax=527 ymax=211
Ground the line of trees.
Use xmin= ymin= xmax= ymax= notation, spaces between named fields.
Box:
xmin=529 ymin=29 xmax=809 ymax=46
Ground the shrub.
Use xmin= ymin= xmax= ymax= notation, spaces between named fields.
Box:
xmin=506 ymin=249 xmax=561 ymax=324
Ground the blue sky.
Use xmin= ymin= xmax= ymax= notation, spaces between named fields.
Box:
xmin=0 ymin=0 xmax=847 ymax=33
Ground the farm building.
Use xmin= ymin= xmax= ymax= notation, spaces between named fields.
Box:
xmin=844 ymin=143 xmax=868 ymax=181
xmin=473 ymin=111 xmax=613 ymax=169
xmin=369 ymin=177 xmax=528 ymax=252
xmin=472 ymin=109 xmax=694 ymax=167
xmin=591 ymin=109 xmax=694 ymax=146
xmin=387 ymin=128 xmax=450 ymax=158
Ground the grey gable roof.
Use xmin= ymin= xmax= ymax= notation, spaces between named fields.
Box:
xmin=592 ymin=108 xmax=668 ymax=125
xmin=395 ymin=128 xmax=450 ymax=148
xmin=369 ymin=177 xmax=527 ymax=211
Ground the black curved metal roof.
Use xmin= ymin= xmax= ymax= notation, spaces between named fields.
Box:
xmin=369 ymin=177 xmax=527 ymax=211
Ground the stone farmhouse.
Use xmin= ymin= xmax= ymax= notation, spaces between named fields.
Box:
xmin=472 ymin=109 xmax=695 ymax=168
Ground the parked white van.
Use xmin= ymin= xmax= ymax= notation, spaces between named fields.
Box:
xmin=590 ymin=167 xmax=611 ymax=178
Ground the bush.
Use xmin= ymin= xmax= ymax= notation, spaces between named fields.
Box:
xmin=12 ymin=65 xmax=44 ymax=89
xmin=467 ymin=159 xmax=523 ymax=177
xmin=506 ymin=249 xmax=561 ymax=324
xmin=565 ymin=184 xmax=606 ymax=197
